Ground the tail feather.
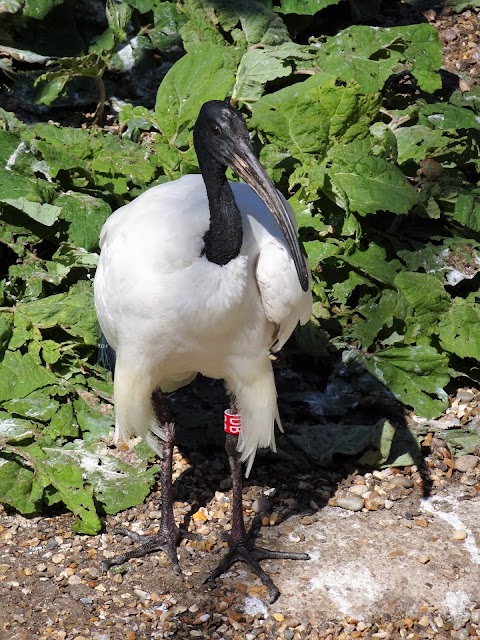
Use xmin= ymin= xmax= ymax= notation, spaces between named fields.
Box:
xmin=227 ymin=361 xmax=280 ymax=477
xmin=113 ymin=358 xmax=154 ymax=443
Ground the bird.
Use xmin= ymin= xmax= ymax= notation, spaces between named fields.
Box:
xmin=93 ymin=99 xmax=312 ymax=602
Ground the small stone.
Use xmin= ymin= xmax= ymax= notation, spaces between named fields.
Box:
xmin=348 ymin=484 xmax=368 ymax=497
xmin=252 ymin=495 xmax=271 ymax=514
xmin=273 ymin=613 xmax=285 ymax=622
xmin=125 ymin=631 xmax=136 ymax=640
xmin=336 ymin=495 xmax=364 ymax=512
xmin=67 ymin=575 xmax=82 ymax=585
xmin=455 ymin=455 xmax=479 ymax=472
xmin=390 ymin=476 xmax=414 ymax=489
xmin=384 ymin=500 xmax=394 ymax=509
xmin=364 ymin=491 xmax=385 ymax=511
xmin=419 ymin=556 xmax=430 ymax=564
xmin=0 ymin=564 xmax=10 ymax=574
xmin=288 ymin=532 xmax=301 ymax=543
xmin=442 ymin=28 xmax=458 ymax=43
xmin=452 ymin=530 xmax=467 ymax=540
xmin=36 ymin=563 xmax=48 ymax=573
xmin=51 ymin=553 xmax=65 ymax=564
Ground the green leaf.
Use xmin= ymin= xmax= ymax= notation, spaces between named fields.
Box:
xmin=45 ymin=440 xmax=158 ymax=516
xmin=4 ymin=390 xmax=59 ymax=422
xmin=394 ymin=272 xmax=450 ymax=337
xmin=46 ymin=402 xmax=79 ymax=439
xmin=276 ymin=0 xmax=340 ymax=13
xmin=395 ymin=126 xmax=466 ymax=165
xmin=0 ymin=351 xmax=57 ymax=403
xmin=233 ymin=42 xmax=314 ymax=106
xmin=155 ymin=42 xmax=237 ymax=145
xmin=418 ymin=103 xmax=480 ymax=130
xmin=353 ymin=290 xmax=407 ymax=349
xmin=0 ymin=171 xmax=61 ymax=226
xmin=438 ymin=298 xmax=480 ymax=361
xmin=207 ymin=0 xmax=291 ymax=45
xmin=331 ymin=270 xmax=373 ymax=306
xmin=341 ymin=242 xmax=402 ymax=285
xmin=15 ymin=281 xmax=99 ymax=346
xmin=34 ymin=450 xmax=101 ymax=534
xmin=251 ymin=75 xmax=380 ymax=158
xmin=55 ymin=192 xmax=111 ymax=251
xmin=304 ymin=239 xmax=341 ymax=270
xmin=314 ymin=24 xmax=442 ymax=93
xmin=353 ymin=345 xmax=449 ymax=418
xmin=0 ymin=460 xmax=43 ymax=514
xmin=35 ymin=75 xmax=70 ymax=106
xmin=453 ymin=192 xmax=480 ymax=232
xmin=327 ymin=146 xmax=418 ymax=215
xmin=33 ymin=125 xmax=92 ymax=177
xmin=23 ymin=0 xmax=64 ymax=19
xmin=90 ymin=136 xmax=156 ymax=189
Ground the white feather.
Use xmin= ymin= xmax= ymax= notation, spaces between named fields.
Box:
xmin=94 ymin=174 xmax=312 ymax=474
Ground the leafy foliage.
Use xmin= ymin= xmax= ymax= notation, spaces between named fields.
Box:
xmin=1 ymin=0 xmax=480 ymax=527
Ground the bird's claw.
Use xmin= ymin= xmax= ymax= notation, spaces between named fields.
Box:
xmin=204 ymin=539 xmax=310 ymax=604
xmin=99 ymin=526 xmax=184 ymax=575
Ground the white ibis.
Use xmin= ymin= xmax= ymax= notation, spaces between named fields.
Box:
xmin=93 ymin=100 xmax=312 ymax=602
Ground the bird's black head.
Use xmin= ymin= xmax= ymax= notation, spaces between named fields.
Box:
xmin=193 ymin=100 xmax=310 ymax=292
xmin=193 ymin=100 xmax=250 ymax=168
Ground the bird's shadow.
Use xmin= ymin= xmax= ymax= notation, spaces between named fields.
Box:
xmin=163 ymin=352 xmax=432 ymax=546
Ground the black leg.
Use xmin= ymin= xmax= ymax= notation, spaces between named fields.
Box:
xmin=204 ymin=431 xmax=310 ymax=603
xmin=100 ymin=390 xmax=183 ymax=574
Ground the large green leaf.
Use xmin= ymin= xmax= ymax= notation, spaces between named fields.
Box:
xmin=276 ymin=0 xmax=340 ymax=13
xmin=315 ymin=24 xmax=442 ymax=93
xmin=251 ymin=75 xmax=380 ymax=158
xmin=233 ymin=42 xmax=314 ymax=106
xmin=394 ymin=272 xmax=450 ymax=337
xmin=55 ymin=192 xmax=111 ymax=251
xmin=327 ymin=149 xmax=418 ymax=215
xmin=154 ymin=42 xmax=237 ymax=145
xmin=353 ymin=345 xmax=449 ymax=418
xmin=439 ymin=298 xmax=480 ymax=361
xmin=0 ymin=351 xmax=57 ymax=403
xmin=14 ymin=281 xmax=98 ymax=346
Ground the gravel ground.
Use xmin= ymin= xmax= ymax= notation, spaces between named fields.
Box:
xmin=1 ymin=455 xmax=479 ymax=640
xmin=1 ymin=384 xmax=480 ymax=640
xmin=2 ymin=4 xmax=480 ymax=639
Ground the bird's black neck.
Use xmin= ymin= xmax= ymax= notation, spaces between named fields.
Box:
xmin=200 ymin=159 xmax=243 ymax=266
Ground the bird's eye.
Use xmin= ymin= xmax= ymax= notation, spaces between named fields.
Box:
xmin=211 ymin=124 xmax=220 ymax=135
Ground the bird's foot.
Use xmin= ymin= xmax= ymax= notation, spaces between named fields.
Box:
xmin=204 ymin=533 xmax=310 ymax=603
xmin=99 ymin=526 xmax=199 ymax=575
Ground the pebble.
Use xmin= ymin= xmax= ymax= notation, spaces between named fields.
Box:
xmin=51 ymin=553 xmax=65 ymax=564
xmin=452 ymin=529 xmax=468 ymax=540
xmin=336 ymin=494 xmax=364 ymax=512
xmin=390 ymin=476 xmax=414 ymax=489
xmin=364 ymin=491 xmax=385 ymax=511
xmin=252 ymin=495 xmax=271 ymax=514
xmin=455 ymin=455 xmax=479 ymax=472
xmin=348 ymin=484 xmax=368 ymax=497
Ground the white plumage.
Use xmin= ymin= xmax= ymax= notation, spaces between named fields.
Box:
xmin=94 ymin=173 xmax=311 ymax=474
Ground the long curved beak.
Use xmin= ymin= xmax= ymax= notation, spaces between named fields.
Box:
xmin=227 ymin=140 xmax=309 ymax=292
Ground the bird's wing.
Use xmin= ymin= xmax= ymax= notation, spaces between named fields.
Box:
xmin=256 ymin=240 xmax=312 ymax=352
